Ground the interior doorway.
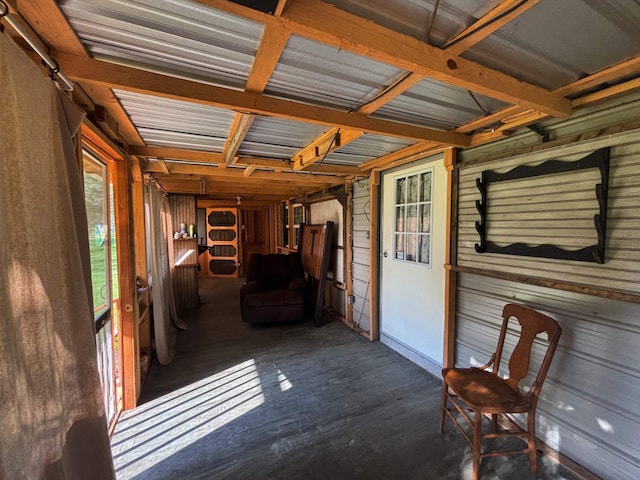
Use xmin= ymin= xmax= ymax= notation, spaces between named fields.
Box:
xmin=240 ymin=207 xmax=269 ymax=276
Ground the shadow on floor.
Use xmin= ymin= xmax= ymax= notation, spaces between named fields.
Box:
xmin=111 ymin=277 xmax=579 ymax=480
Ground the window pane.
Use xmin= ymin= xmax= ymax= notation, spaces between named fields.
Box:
xmin=83 ymin=155 xmax=110 ymax=319
xmin=395 ymin=206 xmax=405 ymax=232
xmin=406 ymin=205 xmax=417 ymax=233
xmin=420 ymin=204 xmax=431 ymax=233
xmin=418 ymin=235 xmax=430 ymax=264
xmin=406 ymin=234 xmax=417 ymax=262
xmin=420 ymin=172 xmax=432 ymax=202
xmin=408 ymin=174 xmax=419 ymax=203
xmin=396 ymin=177 xmax=406 ymax=204
xmin=293 ymin=205 xmax=304 ymax=224
xmin=395 ymin=233 xmax=405 ymax=260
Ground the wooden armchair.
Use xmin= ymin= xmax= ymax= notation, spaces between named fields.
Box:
xmin=439 ymin=304 xmax=562 ymax=480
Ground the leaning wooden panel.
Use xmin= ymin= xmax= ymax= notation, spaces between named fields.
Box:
xmin=299 ymin=222 xmax=334 ymax=326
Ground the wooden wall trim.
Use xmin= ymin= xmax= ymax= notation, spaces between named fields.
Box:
xmin=443 ymin=147 xmax=458 ymax=368
xmin=454 ymin=265 xmax=640 ymax=304
xmin=111 ymin=158 xmax=138 ymax=410
xmin=345 ymin=183 xmax=354 ymax=326
xmin=369 ymin=171 xmax=381 ymax=340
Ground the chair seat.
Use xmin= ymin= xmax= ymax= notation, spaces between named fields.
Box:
xmin=442 ymin=367 xmax=530 ymax=413
xmin=243 ymin=289 xmax=304 ymax=308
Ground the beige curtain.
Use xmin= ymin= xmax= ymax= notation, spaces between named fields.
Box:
xmin=148 ymin=185 xmax=187 ymax=365
xmin=0 ymin=33 xmax=115 ymax=479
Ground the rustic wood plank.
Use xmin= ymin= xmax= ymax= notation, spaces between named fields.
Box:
xmin=110 ymin=277 xmax=587 ymax=479
xmin=279 ymin=0 xmax=571 ymax=118
xmin=57 ymin=53 xmax=470 ymax=145
xmin=444 ymin=0 xmax=542 ymax=55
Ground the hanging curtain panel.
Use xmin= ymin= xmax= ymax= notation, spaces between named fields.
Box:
xmin=0 ymin=33 xmax=115 ymax=479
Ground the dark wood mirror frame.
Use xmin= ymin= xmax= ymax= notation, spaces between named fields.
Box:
xmin=474 ymin=147 xmax=610 ymax=264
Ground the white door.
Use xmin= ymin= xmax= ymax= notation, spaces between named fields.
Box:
xmin=379 ymin=157 xmax=447 ymax=375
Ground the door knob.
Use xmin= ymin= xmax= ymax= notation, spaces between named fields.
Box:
xmin=383 ymin=251 xmax=388 ymax=257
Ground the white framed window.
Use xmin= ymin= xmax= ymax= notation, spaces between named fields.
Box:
xmin=393 ymin=168 xmax=433 ymax=266
xmin=282 ymin=203 xmax=305 ymax=248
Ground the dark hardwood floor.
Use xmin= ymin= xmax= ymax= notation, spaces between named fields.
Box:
xmin=111 ymin=277 xmax=580 ymax=480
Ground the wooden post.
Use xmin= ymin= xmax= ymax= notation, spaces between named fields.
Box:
xmin=443 ymin=147 xmax=459 ymax=368
xmin=287 ymin=200 xmax=295 ymax=248
xmin=112 ymin=157 xmax=138 ymax=410
xmin=130 ymin=173 xmax=146 ymax=398
xmin=369 ymin=170 xmax=381 ymax=341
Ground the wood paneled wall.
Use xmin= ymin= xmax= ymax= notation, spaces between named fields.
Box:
xmin=351 ymin=180 xmax=372 ymax=333
xmin=169 ymin=195 xmax=199 ymax=310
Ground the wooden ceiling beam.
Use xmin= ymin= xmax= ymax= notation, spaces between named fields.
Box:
xmin=156 ymin=157 xmax=170 ymax=174
xmin=57 ymin=53 xmax=470 ymax=146
xmin=444 ymin=0 xmax=542 ymax=55
xmin=129 ymin=145 xmax=224 ymax=164
xmin=194 ymin=0 xmax=570 ymax=117
xmin=571 ymin=76 xmax=640 ymax=109
xmin=277 ymin=0 xmax=570 ymax=118
xmin=144 ymin=163 xmax=344 ymax=186
xmin=291 ymin=72 xmax=425 ymax=170
xmin=130 ymin=146 xmax=364 ymax=175
xmin=235 ymin=157 xmax=363 ymax=175
xmin=222 ymin=25 xmax=290 ymax=165
xmin=223 ymin=113 xmax=256 ymax=165
xmin=151 ymin=176 xmax=317 ymax=192
xmin=556 ymin=56 xmax=640 ymax=97
xmin=359 ymin=142 xmax=440 ymax=171
xmin=292 ymin=129 xmax=362 ymax=170
xmin=153 ymin=178 xmax=325 ymax=199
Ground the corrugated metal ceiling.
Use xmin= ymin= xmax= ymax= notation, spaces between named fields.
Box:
xmin=238 ymin=116 xmax=327 ymax=160
xmin=114 ymin=90 xmax=235 ymax=152
xmin=266 ymin=35 xmax=406 ymax=111
xmin=372 ymin=78 xmax=509 ymax=131
xmin=60 ymin=0 xmax=263 ymax=89
xmin=56 ymin=0 xmax=640 ymax=184
xmin=463 ymin=0 xmax=640 ymax=89
xmin=327 ymin=0 xmax=504 ymax=47
xmin=325 ymin=134 xmax=416 ymax=166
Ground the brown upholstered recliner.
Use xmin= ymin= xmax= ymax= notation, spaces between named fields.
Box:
xmin=240 ymin=253 xmax=307 ymax=323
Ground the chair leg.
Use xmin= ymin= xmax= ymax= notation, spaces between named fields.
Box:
xmin=491 ymin=414 xmax=498 ymax=433
xmin=439 ymin=380 xmax=448 ymax=433
xmin=472 ymin=410 xmax=482 ymax=480
xmin=527 ymin=412 xmax=538 ymax=476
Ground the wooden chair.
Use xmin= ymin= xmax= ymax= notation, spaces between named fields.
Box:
xmin=439 ymin=304 xmax=562 ymax=480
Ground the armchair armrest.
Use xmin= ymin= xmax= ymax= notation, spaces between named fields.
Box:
xmin=241 ymin=281 xmax=262 ymax=294
xmin=288 ymin=278 xmax=307 ymax=291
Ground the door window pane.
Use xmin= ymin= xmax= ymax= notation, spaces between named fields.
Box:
xmin=408 ymin=174 xmax=419 ymax=203
xmin=396 ymin=177 xmax=406 ymax=204
xmin=393 ymin=168 xmax=434 ymax=267
xmin=420 ymin=204 xmax=431 ymax=233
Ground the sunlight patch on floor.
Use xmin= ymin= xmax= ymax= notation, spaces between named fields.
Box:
xmin=111 ymin=359 xmax=264 ymax=478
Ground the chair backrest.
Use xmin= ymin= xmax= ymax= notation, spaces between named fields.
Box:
xmin=246 ymin=253 xmax=304 ymax=290
xmin=494 ymin=304 xmax=562 ymax=396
